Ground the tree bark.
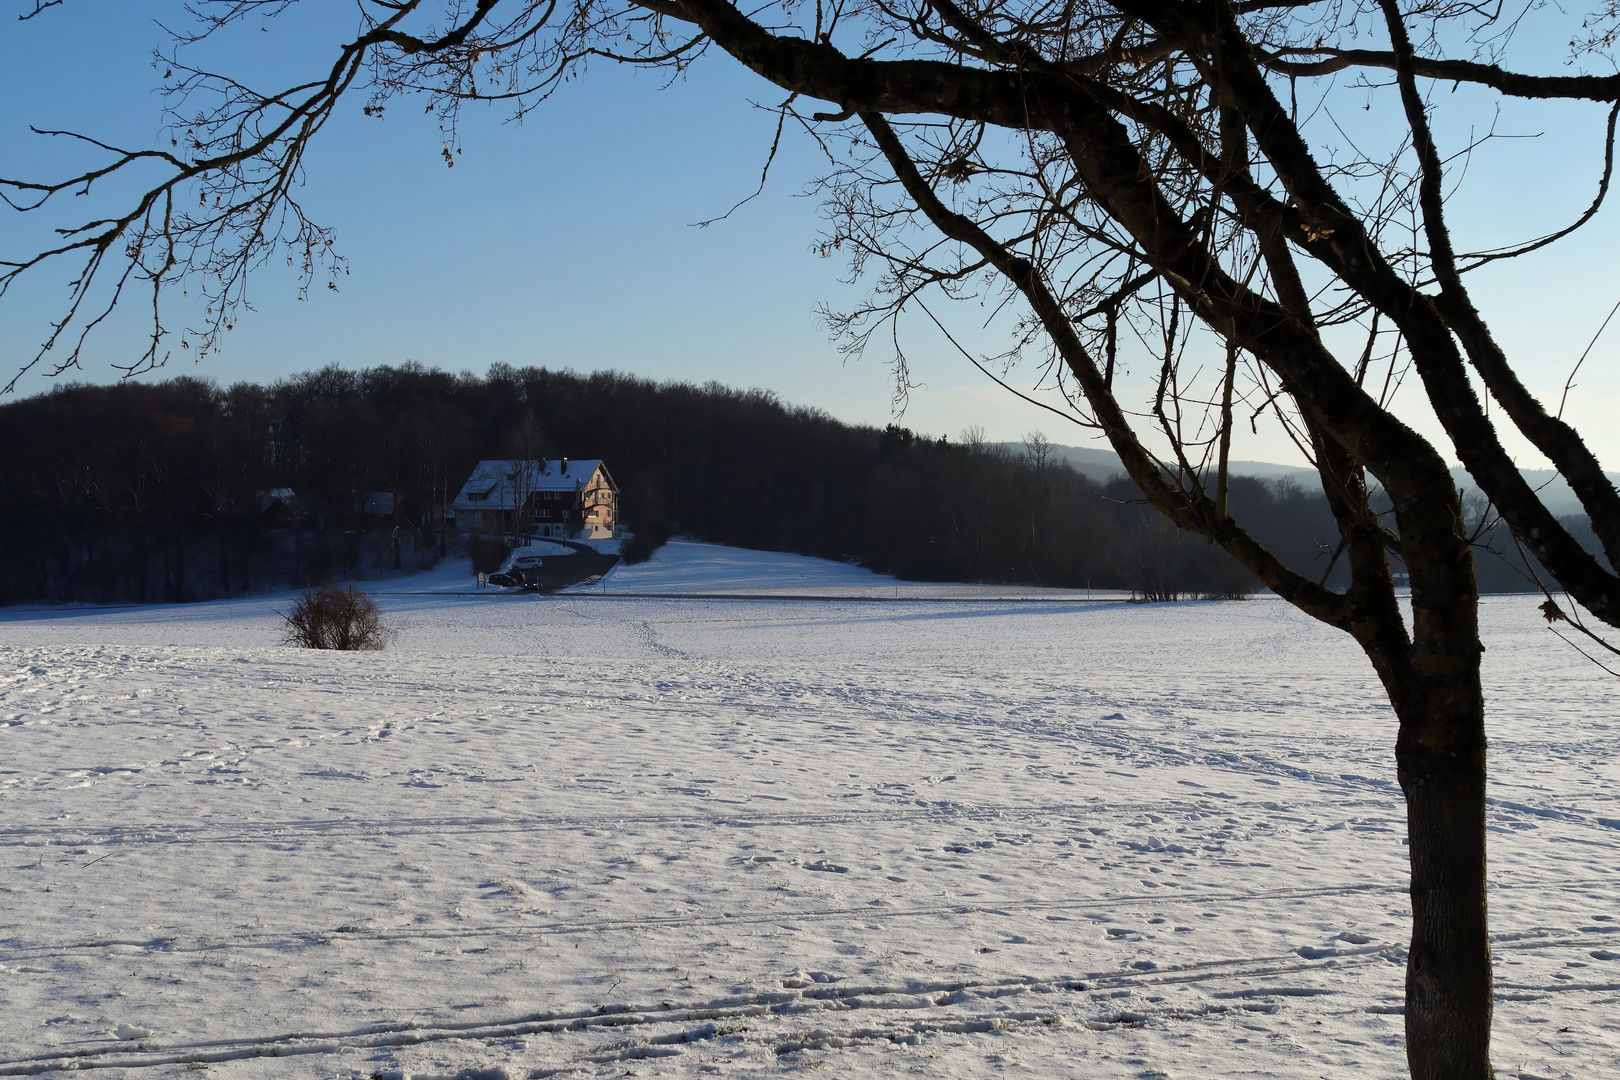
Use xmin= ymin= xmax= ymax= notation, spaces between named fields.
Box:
xmin=1387 ymin=667 xmax=1493 ymax=1080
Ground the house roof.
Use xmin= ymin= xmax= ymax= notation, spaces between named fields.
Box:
xmin=450 ymin=459 xmax=610 ymax=511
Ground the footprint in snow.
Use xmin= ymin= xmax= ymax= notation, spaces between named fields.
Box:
xmin=1296 ymin=944 xmax=1343 ymax=959
xmin=802 ymin=859 xmax=847 ymax=873
xmin=781 ymin=969 xmax=840 ymax=988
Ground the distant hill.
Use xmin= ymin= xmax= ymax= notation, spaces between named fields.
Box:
xmin=997 ymin=441 xmax=1329 ymax=486
xmin=1001 ymin=442 xmax=1614 ymax=518
xmin=1458 ymin=469 xmax=1618 ymax=520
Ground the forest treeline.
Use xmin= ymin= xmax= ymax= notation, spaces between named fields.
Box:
xmin=0 ymin=363 xmax=1557 ymax=604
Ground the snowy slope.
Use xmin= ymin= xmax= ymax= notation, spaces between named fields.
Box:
xmin=589 ymin=539 xmax=1127 ymax=599
xmin=593 ymin=539 xmax=896 ymax=594
xmin=0 ymin=547 xmax=1615 ymax=1079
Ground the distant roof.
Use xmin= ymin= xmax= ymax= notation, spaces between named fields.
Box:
xmin=450 ymin=459 xmax=609 ymax=511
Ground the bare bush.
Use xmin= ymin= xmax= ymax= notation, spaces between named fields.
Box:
xmin=1128 ymin=514 xmax=1193 ymax=603
xmin=279 ymin=585 xmax=394 ymax=651
xmin=620 ymin=524 xmax=670 ymax=566
xmin=1199 ymin=552 xmax=1258 ymax=602
xmin=1200 ymin=584 xmax=1255 ymax=602
xmin=468 ymin=536 xmax=511 ymax=576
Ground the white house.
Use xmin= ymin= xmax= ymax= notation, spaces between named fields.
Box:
xmin=449 ymin=459 xmax=618 ymax=539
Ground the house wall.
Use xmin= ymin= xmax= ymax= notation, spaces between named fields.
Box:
xmin=580 ymin=470 xmax=618 ymax=537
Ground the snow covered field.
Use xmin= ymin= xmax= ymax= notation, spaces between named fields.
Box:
xmin=0 ymin=542 xmax=1615 ymax=1079
xmin=370 ymin=539 xmax=1130 ymax=600
xmin=587 ymin=540 xmax=1130 ymax=600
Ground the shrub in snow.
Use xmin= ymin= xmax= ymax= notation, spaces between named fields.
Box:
xmin=468 ymin=536 xmax=511 ymax=575
xmin=620 ymin=523 xmax=669 ymax=565
xmin=279 ymin=585 xmax=394 ymax=651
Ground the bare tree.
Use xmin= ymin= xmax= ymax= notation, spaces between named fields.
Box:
xmin=6 ymin=1 xmax=1620 ymax=1074
xmin=1128 ymin=509 xmax=1193 ymax=602
xmin=1021 ymin=429 xmax=1052 ymax=482
xmin=502 ymin=409 xmax=546 ymax=542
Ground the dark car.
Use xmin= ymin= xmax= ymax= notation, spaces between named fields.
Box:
xmin=488 ymin=553 xmax=544 ymax=589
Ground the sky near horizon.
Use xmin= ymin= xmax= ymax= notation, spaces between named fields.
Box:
xmin=1 ymin=2 xmax=1617 ymax=471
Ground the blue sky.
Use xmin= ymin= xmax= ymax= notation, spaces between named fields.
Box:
xmin=1 ymin=2 xmax=1616 ymax=470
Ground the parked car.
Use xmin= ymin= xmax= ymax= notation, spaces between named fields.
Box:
xmin=488 ymin=552 xmax=544 ymax=589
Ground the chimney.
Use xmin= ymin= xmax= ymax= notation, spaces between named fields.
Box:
xmin=561 ymin=457 xmax=569 ymax=473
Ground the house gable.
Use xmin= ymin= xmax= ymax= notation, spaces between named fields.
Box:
xmin=450 ymin=459 xmax=618 ymax=538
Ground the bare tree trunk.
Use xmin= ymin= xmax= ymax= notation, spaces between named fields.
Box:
xmin=1387 ymin=669 xmax=1493 ymax=1080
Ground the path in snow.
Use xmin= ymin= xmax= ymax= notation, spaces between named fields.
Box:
xmin=0 ymin=544 xmax=1614 ymax=1079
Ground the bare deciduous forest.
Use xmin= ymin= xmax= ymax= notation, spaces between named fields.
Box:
xmin=0 ymin=363 xmax=1564 ymax=605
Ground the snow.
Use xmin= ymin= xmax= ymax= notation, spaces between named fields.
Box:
xmin=508 ymin=541 xmax=581 ymax=560
xmin=0 ymin=542 xmax=1615 ymax=1078
xmin=598 ymin=539 xmax=896 ymax=593
xmin=591 ymin=539 xmax=1130 ymax=599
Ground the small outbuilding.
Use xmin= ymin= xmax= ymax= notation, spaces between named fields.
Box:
xmin=255 ymin=488 xmax=302 ymax=520
xmin=449 ymin=459 xmax=618 ymax=539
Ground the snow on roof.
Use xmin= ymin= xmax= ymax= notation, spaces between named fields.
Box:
xmin=450 ymin=459 xmax=608 ymax=511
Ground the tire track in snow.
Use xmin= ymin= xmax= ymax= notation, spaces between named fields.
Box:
xmin=6 ymin=877 xmax=1610 ymax=960
xmin=0 ymin=951 xmax=1395 ymax=1075
xmin=5 ymin=879 xmax=1609 ymax=972
xmin=1 ymin=879 xmax=1399 ymax=958
xmin=1 ymin=939 xmax=1608 ymax=1076
xmin=0 ymin=798 xmax=1224 ymax=848
xmin=7 ymin=787 xmax=1612 ymax=852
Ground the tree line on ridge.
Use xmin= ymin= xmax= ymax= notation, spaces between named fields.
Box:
xmin=0 ymin=363 xmax=1558 ymax=604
